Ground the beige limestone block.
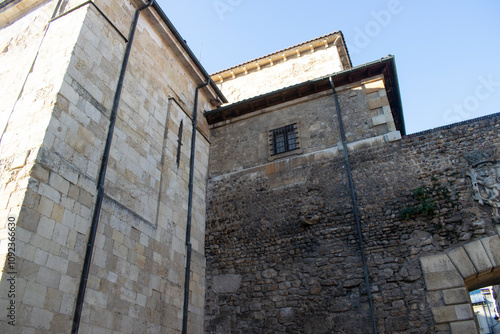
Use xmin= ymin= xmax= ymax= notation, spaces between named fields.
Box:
xmin=431 ymin=304 xmax=473 ymax=323
xmin=23 ymin=281 xmax=47 ymax=308
xmin=447 ymin=247 xmax=477 ymax=279
xmin=367 ymin=96 xmax=389 ymax=110
xmin=29 ymin=307 xmax=53 ymax=330
xmin=463 ymin=240 xmax=493 ymax=275
xmin=449 ymin=320 xmax=478 ymax=334
xmin=442 ymin=288 xmax=470 ymax=305
xmin=480 ymin=235 xmax=500 ymax=268
xmin=420 ymin=254 xmax=464 ymax=291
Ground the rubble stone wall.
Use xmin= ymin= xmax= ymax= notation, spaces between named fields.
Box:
xmin=205 ymin=109 xmax=500 ymax=333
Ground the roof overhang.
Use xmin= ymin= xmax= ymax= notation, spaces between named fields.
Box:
xmin=147 ymin=2 xmax=227 ymax=104
xmin=204 ymin=55 xmax=405 ymax=135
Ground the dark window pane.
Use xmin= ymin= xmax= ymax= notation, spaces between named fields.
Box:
xmin=271 ymin=124 xmax=298 ymax=155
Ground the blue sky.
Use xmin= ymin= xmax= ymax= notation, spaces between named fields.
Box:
xmin=157 ymin=1 xmax=500 ymax=134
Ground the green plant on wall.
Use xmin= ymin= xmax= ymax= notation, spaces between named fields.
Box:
xmin=400 ymin=180 xmax=454 ymax=219
xmin=400 ymin=186 xmax=436 ymax=219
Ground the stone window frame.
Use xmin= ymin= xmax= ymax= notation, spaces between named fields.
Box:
xmin=267 ymin=121 xmax=304 ymax=161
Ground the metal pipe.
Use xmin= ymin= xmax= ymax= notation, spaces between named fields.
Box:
xmin=181 ymin=79 xmax=211 ymax=334
xmin=71 ymin=1 xmax=154 ymax=333
xmin=329 ymin=77 xmax=377 ymax=334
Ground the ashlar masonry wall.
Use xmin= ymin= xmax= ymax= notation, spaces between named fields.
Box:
xmin=213 ymin=33 xmax=348 ymax=104
xmin=0 ymin=0 xmax=215 ymax=332
xmin=209 ymin=75 xmax=399 ymax=178
xmin=205 ymin=76 xmax=500 ymax=333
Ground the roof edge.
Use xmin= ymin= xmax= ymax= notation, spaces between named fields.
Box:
xmin=211 ymin=31 xmax=349 ymax=77
xmin=151 ymin=2 xmax=227 ymax=103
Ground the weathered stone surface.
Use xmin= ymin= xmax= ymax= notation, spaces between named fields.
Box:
xmin=205 ymin=86 xmax=500 ymax=333
xmin=212 ymin=274 xmax=242 ymax=293
xmin=449 ymin=320 xmax=478 ymax=334
xmin=480 ymin=235 xmax=500 ymax=269
xmin=464 ymin=240 xmax=493 ymax=275
xmin=420 ymin=254 xmax=464 ymax=291
xmin=442 ymin=288 xmax=470 ymax=305
xmin=431 ymin=304 xmax=473 ymax=323
xmin=447 ymin=247 xmax=477 ymax=279
xmin=0 ymin=0 xmax=219 ymax=332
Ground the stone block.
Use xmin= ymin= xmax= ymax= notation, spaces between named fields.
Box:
xmin=384 ymin=131 xmax=402 ymax=142
xmin=36 ymin=216 xmax=55 ymax=239
xmin=442 ymin=288 xmax=470 ymax=305
xmin=38 ymin=197 xmax=54 ymax=217
xmin=46 ymin=253 xmax=69 ymax=274
xmin=19 ymin=207 xmax=42 ymax=233
xmin=59 ymin=81 xmax=80 ymax=106
xmin=51 ymin=203 xmax=65 ymax=222
xmin=447 ymin=247 xmax=476 ymax=279
xmin=23 ymin=281 xmax=47 ymax=308
xmin=420 ymin=254 xmax=464 ymax=291
xmin=36 ymin=266 xmax=61 ymax=290
xmin=449 ymin=320 xmax=478 ymax=334
xmin=363 ymin=79 xmax=385 ymax=94
xmin=367 ymin=96 xmax=389 ymax=110
xmin=52 ymin=222 xmax=69 ymax=246
xmin=38 ymin=183 xmax=61 ymax=204
xmin=49 ymin=172 xmax=70 ymax=195
xmin=480 ymin=235 xmax=500 ymax=268
xmin=29 ymin=307 xmax=53 ymax=330
xmin=59 ymin=274 xmax=78 ymax=295
xmin=463 ymin=240 xmax=492 ymax=275
xmin=370 ymin=114 xmax=392 ymax=127
xmin=44 ymin=287 xmax=63 ymax=313
xmin=86 ymin=288 xmax=108 ymax=309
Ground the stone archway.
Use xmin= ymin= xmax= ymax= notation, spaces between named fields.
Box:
xmin=420 ymin=234 xmax=500 ymax=333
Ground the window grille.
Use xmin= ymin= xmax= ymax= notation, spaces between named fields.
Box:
xmin=270 ymin=123 xmax=299 ymax=155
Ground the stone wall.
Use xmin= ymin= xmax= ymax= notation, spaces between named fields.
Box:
xmin=205 ymin=109 xmax=500 ymax=333
xmin=0 ymin=0 xmax=215 ymax=332
xmin=209 ymin=75 xmax=398 ymax=177
xmin=213 ymin=33 xmax=347 ymax=104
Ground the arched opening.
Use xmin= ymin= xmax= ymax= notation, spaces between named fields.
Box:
xmin=420 ymin=235 xmax=500 ymax=333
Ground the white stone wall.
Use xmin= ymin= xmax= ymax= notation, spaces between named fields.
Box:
xmin=0 ymin=0 xmax=213 ymax=332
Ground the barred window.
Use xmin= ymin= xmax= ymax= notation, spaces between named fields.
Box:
xmin=270 ymin=124 xmax=299 ymax=155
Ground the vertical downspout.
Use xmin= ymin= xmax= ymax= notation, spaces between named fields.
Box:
xmin=71 ymin=1 xmax=153 ymax=333
xmin=329 ymin=77 xmax=377 ymax=334
xmin=182 ymin=79 xmax=211 ymax=334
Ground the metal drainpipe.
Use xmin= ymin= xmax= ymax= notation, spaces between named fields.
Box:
xmin=329 ymin=77 xmax=377 ymax=334
xmin=71 ymin=1 xmax=154 ymax=333
xmin=181 ymin=79 xmax=211 ymax=334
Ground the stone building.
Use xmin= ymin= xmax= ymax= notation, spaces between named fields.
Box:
xmin=203 ymin=32 xmax=500 ymax=334
xmin=0 ymin=0 xmax=225 ymax=332
xmin=1 ymin=1 xmax=500 ymax=334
